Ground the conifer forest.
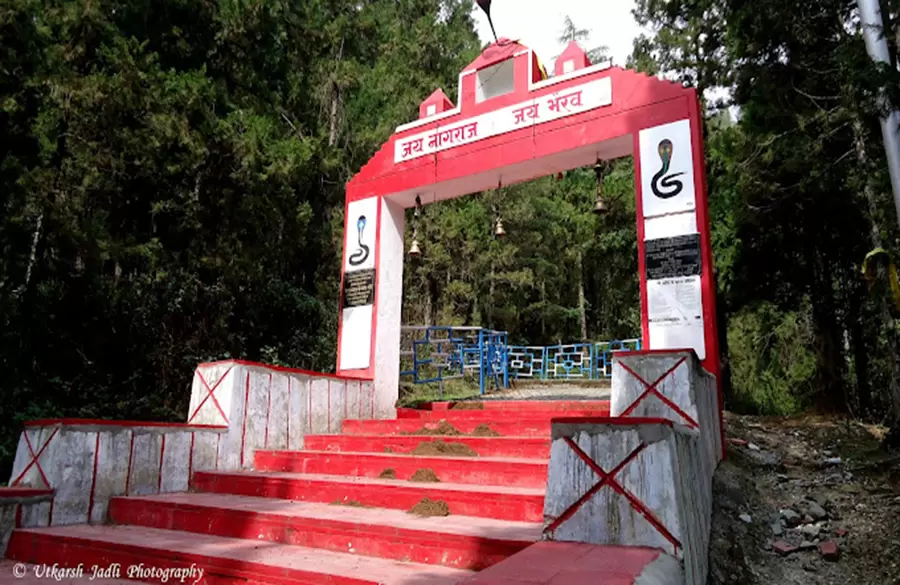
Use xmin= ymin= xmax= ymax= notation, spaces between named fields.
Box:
xmin=3 ymin=0 xmax=900 ymax=475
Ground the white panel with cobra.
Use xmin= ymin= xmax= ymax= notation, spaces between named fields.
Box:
xmin=339 ymin=196 xmax=379 ymax=371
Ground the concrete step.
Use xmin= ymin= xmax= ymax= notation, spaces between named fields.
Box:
xmin=454 ymin=541 xmax=682 ymax=585
xmin=301 ymin=434 xmax=551 ymax=458
xmin=6 ymin=525 xmax=471 ymax=585
xmin=108 ymin=493 xmax=541 ymax=570
xmin=419 ymin=400 xmax=611 ymax=412
xmin=395 ymin=405 xmax=609 ymax=421
xmin=253 ymin=450 xmax=547 ymax=488
xmin=192 ymin=470 xmax=545 ymax=522
xmin=341 ymin=418 xmax=555 ymax=437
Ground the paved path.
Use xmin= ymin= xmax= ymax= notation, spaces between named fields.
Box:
xmin=480 ymin=381 xmax=611 ymax=401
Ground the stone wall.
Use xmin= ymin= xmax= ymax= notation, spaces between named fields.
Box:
xmin=543 ymin=350 xmax=723 ymax=585
xmin=610 ymin=349 xmax=723 ymax=470
xmin=543 ymin=419 xmax=708 ymax=585
xmin=6 ymin=360 xmax=375 ymax=526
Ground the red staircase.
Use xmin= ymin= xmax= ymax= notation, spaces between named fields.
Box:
xmin=5 ymin=399 xmax=610 ymax=585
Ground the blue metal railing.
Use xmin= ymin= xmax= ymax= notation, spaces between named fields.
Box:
xmin=400 ymin=326 xmax=509 ymax=396
xmin=506 ymin=339 xmax=642 ymax=381
xmin=400 ymin=326 xmax=641 ymax=394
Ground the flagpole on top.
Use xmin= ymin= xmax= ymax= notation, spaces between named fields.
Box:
xmin=476 ymin=0 xmax=498 ymax=43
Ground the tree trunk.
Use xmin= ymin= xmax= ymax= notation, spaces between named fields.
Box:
xmin=849 ymin=302 xmax=872 ymax=416
xmin=808 ymin=235 xmax=845 ymax=411
xmin=715 ymin=289 xmax=734 ymax=408
xmin=541 ymin=280 xmax=546 ymax=341
xmin=19 ymin=213 xmax=43 ymax=295
xmin=423 ymin=275 xmax=434 ymax=326
xmin=327 ymin=38 xmax=345 ymax=148
xmin=489 ymin=260 xmax=495 ymax=328
xmin=577 ymin=250 xmax=588 ymax=342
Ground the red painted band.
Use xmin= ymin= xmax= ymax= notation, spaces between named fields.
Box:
xmin=197 ymin=359 xmax=372 ymax=382
xmin=124 ymin=430 xmax=135 ymax=496
xmin=549 ymin=416 xmax=675 ymax=427
xmin=617 ymin=358 xmax=698 ymax=427
xmin=23 ymin=419 xmax=226 ymax=430
xmin=86 ymin=432 xmax=100 ymax=522
xmin=240 ymin=372 xmax=250 ymax=468
xmin=264 ymin=373 xmax=272 ymax=449
xmin=189 ymin=365 xmax=233 ymax=425
xmin=286 ymin=377 xmax=292 ymax=450
xmin=607 ymin=473 xmax=682 ymax=552
xmin=634 ymin=386 xmax=699 ymax=429
xmin=157 ymin=434 xmax=167 ymax=493
xmin=544 ymin=439 xmax=647 ymax=535
xmin=12 ymin=426 xmax=59 ymax=488
xmin=188 ymin=432 xmax=195 ymax=489
xmin=307 ymin=379 xmax=312 ymax=433
xmin=613 ymin=348 xmax=700 ymax=359
xmin=0 ymin=488 xmax=54 ymax=499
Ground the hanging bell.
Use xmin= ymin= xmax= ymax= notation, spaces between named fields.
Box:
xmin=592 ymin=160 xmax=608 ymax=215
xmin=409 ymin=237 xmax=422 ymax=257
xmin=494 ymin=218 xmax=506 ymax=237
xmin=593 ymin=191 xmax=608 ymax=215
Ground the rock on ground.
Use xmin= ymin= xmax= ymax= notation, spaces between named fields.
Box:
xmin=709 ymin=412 xmax=900 ymax=585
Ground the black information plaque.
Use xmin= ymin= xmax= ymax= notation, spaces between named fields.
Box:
xmin=342 ymin=268 xmax=376 ymax=308
xmin=645 ymin=234 xmax=702 ymax=280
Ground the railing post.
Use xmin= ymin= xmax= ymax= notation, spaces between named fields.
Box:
xmin=541 ymin=347 xmax=548 ymax=381
xmin=502 ymin=334 xmax=509 ymax=388
xmin=479 ymin=329 xmax=486 ymax=395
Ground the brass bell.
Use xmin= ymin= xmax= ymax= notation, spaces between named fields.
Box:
xmin=409 ymin=237 xmax=421 ymax=257
xmin=593 ymin=191 xmax=608 ymax=215
xmin=494 ymin=218 xmax=506 ymax=237
xmin=593 ymin=160 xmax=608 ymax=215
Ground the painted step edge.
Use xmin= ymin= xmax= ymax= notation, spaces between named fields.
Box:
xmin=253 ymin=450 xmax=548 ymax=488
xmin=396 ymin=407 xmax=610 ymax=420
xmin=192 ymin=471 xmax=546 ymax=523
xmin=340 ymin=418 xmax=555 ymax=437
xmin=6 ymin=526 xmax=471 ymax=585
xmin=108 ymin=496 xmax=536 ymax=571
xmin=301 ymin=435 xmax=551 ymax=458
xmin=417 ymin=400 xmax=612 ymax=412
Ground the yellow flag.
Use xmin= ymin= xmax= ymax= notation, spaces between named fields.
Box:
xmin=862 ymin=248 xmax=900 ymax=312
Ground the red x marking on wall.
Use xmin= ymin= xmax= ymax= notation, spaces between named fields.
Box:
xmin=11 ymin=426 xmax=60 ymax=488
xmin=617 ymin=357 xmax=698 ymax=429
xmin=188 ymin=365 xmax=234 ymax=425
xmin=544 ymin=436 xmax=682 ymax=553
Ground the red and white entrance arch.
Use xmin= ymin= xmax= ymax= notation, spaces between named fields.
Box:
xmin=335 ymin=39 xmax=720 ymax=418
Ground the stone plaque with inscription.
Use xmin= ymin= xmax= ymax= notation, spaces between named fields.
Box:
xmin=342 ymin=269 xmax=376 ymax=309
xmin=645 ymin=234 xmax=702 ymax=280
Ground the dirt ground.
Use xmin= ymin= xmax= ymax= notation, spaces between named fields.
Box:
xmin=711 ymin=412 xmax=900 ymax=585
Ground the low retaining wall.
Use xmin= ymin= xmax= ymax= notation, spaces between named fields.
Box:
xmin=187 ymin=360 xmax=376 ymax=466
xmin=7 ymin=360 xmax=375 ymax=526
xmin=611 ymin=349 xmax=723 ymax=470
xmin=543 ymin=418 xmax=710 ymax=585
xmin=0 ymin=488 xmax=54 ymax=555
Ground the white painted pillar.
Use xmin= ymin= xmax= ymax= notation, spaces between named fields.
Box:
xmin=373 ymin=197 xmax=405 ymax=418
